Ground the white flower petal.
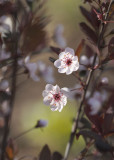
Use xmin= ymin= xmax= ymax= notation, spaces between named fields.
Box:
xmin=50 ymin=106 xmax=58 ymax=111
xmin=58 ymin=102 xmax=63 ymax=112
xmin=54 ymin=59 xmax=61 ymax=68
xmin=73 ymin=56 xmax=78 ymax=61
xmin=58 ymin=67 xmax=67 ymax=73
xmin=66 ymin=68 xmax=73 ymax=75
xmin=61 ymin=95 xmax=67 ymax=106
xmin=43 ymin=96 xmax=52 ymax=106
xmin=65 ymin=47 xmax=74 ymax=56
xmin=61 ymin=87 xmax=70 ymax=97
xmin=59 ymin=51 xmax=66 ymax=59
xmin=69 ymin=63 xmax=79 ymax=72
xmin=45 ymin=84 xmax=54 ymax=91
xmin=42 ymin=90 xmax=48 ymax=97
xmin=53 ymin=85 xmax=60 ymax=93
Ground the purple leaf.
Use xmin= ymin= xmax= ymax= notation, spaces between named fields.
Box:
xmin=52 ymin=152 xmax=63 ymax=160
xmin=80 ymin=22 xmax=98 ymax=44
xmin=80 ymin=7 xmax=100 ymax=30
xmin=39 ymin=145 xmax=51 ymax=160
xmin=83 ymin=0 xmax=92 ymax=3
xmin=95 ymin=139 xmax=113 ymax=153
xmin=0 ymin=1 xmax=16 ymax=16
xmin=50 ymin=46 xmax=62 ymax=55
xmin=108 ymin=37 xmax=114 ymax=60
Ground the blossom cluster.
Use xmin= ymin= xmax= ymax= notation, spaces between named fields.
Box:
xmin=43 ymin=47 xmax=80 ymax=112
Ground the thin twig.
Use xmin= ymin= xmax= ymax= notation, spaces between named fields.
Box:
xmin=13 ymin=127 xmax=34 ymax=140
xmin=63 ymin=58 xmax=95 ymax=160
xmin=78 ymin=139 xmax=94 ymax=160
xmin=63 ymin=1 xmax=113 ymax=159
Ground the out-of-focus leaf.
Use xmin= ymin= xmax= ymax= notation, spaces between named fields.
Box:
xmin=84 ymin=104 xmax=103 ymax=133
xmin=75 ymin=39 xmax=85 ymax=59
xmin=83 ymin=0 xmax=92 ymax=3
xmin=76 ymin=129 xmax=101 ymax=140
xmin=76 ymin=130 xmax=113 ymax=153
xmin=20 ymin=15 xmax=47 ymax=55
xmin=102 ymin=94 xmax=114 ymax=136
xmin=52 ymin=152 xmax=63 ymax=160
xmin=80 ymin=22 xmax=98 ymax=44
xmin=108 ymin=29 xmax=114 ymax=35
xmin=0 ymin=58 xmax=14 ymax=68
xmin=80 ymin=6 xmax=93 ymax=26
xmin=95 ymin=138 xmax=113 ymax=153
xmin=39 ymin=145 xmax=51 ymax=160
xmin=85 ymin=45 xmax=94 ymax=58
xmin=90 ymin=8 xmax=101 ymax=29
xmin=6 ymin=139 xmax=18 ymax=160
xmin=49 ymin=57 xmax=56 ymax=63
xmin=102 ymin=2 xmax=109 ymax=13
xmin=0 ymin=34 xmax=2 ymax=44
xmin=50 ymin=46 xmax=62 ymax=55
xmin=108 ymin=37 xmax=114 ymax=60
xmin=0 ymin=91 xmax=10 ymax=103
xmin=109 ymin=2 xmax=114 ymax=17
xmin=6 ymin=146 xmax=14 ymax=160
xmin=79 ymin=117 xmax=91 ymax=129
xmin=0 ymin=1 xmax=16 ymax=16
xmin=86 ymin=153 xmax=113 ymax=160
xmin=80 ymin=7 xmax=100 ymax=30
xmin=19 ymin=0 xmax=49 ymax=56
xmin=103 ymin=112 xmax=114 ymax=135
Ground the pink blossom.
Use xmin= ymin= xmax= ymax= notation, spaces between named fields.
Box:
xmin=54 ymin=47 xmax=79 ymax=75
xmin=42 ymin=84 xmax=68 ymax=112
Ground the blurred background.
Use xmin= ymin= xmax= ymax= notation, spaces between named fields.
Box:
xmin=10 ymin=0 xmax=87 ymax=159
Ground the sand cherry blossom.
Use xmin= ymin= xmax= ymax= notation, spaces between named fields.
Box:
xmin=0 ymin=15 xmax=13 ymax=36
xmin=37 ymin=61 xmax=55 ymax=83
xmin=0 ymin=80 xmax=9 ymax=90
xmin=88 ymin=91 xmax=107 ymax=115
xmin=35 ymin=119 xmax=48 ymax=128
xmin=18 ymin=56 xmax=40 ymax=82
xmin=0 ymin=49 xmax=11 ymax=61
xmin=53 ymin=24 xmax=66 ymax=48
xmin=80 ymin=55 xmax=99 ymax=66
xmin=54 ymin=47 xmax=79 ymax=75
xmin=42 ymin=84 xmax=68 ymax=112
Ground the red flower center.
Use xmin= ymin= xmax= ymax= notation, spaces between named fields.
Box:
xmin=66 ymin=59 xmax=72 ymax=66
xmin=53 ymin=94 xmax=61 ymax=101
